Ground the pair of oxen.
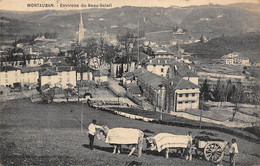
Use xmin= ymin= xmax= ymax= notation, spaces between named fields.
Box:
xmin=96 ymin=126 xmax=193 ymax=159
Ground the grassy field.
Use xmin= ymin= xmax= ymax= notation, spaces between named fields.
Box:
xmin=0 ymin=99 xmax=259 ymax=166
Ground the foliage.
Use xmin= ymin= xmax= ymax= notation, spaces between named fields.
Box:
xmin=117 ymin=31 xmax=137 ymax=72
xmin=41 ymin=87 xmax=56 ymax=103
xmin=200 ymin=79 xmax=211 ymax=101
xmin=64 ymin=88 xmax=73 ymax=102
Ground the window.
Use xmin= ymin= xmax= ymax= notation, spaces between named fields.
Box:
xmin=161 ymin=68 xmax=164 ymax=72
xmin=179 ymin=94 xmax=182 ymax=97
xmin=33 ymin=60 xmax=36 ymax=64
xmin=59 ymin=78 xmax=62 ymax=82
xmin=185 ymin=94 xmax=189 ymax=97
xmin=178 ymin=102 xmax=182 ymax=104
xmin=192 ymin=101 xmax=195 ymax=103
xmin=185 ymin=101 xmax=189 ymax=103
xmin=5 ymin=79 xmax=8 ymax=83
xmin=192 ymin=93 xmax=195 ymax=97
xmin=5 ymin=73 xmax=7 ymax=78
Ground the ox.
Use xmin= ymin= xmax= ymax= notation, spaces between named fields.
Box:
xmin=146 ymin=133 xmax=193 ymax=160
xmin=97 ymin=126 xmax=144 ymax=157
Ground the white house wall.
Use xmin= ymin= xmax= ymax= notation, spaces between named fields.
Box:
xmin=0 ymin=70 xmax=21 ymax=86
xmin=41 ymin=71 xmax=76 ymax=89
xmin=175 ymin=88 xmax=200 ymax=111
xmin=21 ymin=71 xmax=39 ymax=85
xmin=147 ymin=64 xmax=170 ymax=77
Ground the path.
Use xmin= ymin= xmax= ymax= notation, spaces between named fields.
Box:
xmin=107 ymin=77 xmax=126 ymax=97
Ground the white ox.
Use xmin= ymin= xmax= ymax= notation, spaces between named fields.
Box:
xmin=146 ymin=133 xmax=193 ymax=159
xmin=97 ymin=127 xmax=144 ymax=157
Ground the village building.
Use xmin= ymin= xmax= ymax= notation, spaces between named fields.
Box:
xmin=0 ymin=66 xmax=21 ymax=87
xmin=40 ymin=66 xmax=76 ymax=89
xmin=20 ymin=67 xmax=40 ymax=87
xmin=123 ymin=68 xmax=200 ymax=113
xmin=221 ymin=52 xmax=250 ymax=66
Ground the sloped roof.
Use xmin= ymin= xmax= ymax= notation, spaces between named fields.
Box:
xmin=183 ymin=71 xmax=197 ymax=77
xmin=122 ymin=71 xmax=134 ymax=78
xmin=21 ymin=67 xmax=41 ymax=73
xmin=175 ymin=79 xmax=199 ymax=90
xmin=133 ymin=68 xmax=166 ymax=90
xmin=0 ymin=66 xmax=20 ymax=72
xmin=176 ymin=65 xmax=191 ymax=76
xmin=128 ymin=83 xmax=141 ymax=94
xmin=41 ymin=69 xmax=58 ymax=76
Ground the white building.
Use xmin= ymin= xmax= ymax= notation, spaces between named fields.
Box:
xmin=40 ymin=67 xmax=76 ymax=89
xmin=221 ymin=52 xmax=250 ymax=66
xmin=20 ymin=67 xmax=40 ymax=86
xmin=0 ymin=66 xmax=21 ymax=87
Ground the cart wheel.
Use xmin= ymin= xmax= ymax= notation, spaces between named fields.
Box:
xmin=204 ymin=143 xmax=224 ymax=163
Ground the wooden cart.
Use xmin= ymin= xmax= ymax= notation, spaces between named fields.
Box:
xmin=193 ymin=136 xmax=228 ymax=163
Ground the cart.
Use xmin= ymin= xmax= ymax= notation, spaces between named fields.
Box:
xmin=193 ymin=135 xmax=228 ymax=163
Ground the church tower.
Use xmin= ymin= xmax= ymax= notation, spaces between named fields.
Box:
xmin=78 ymin=12 xmax=85 ymax=44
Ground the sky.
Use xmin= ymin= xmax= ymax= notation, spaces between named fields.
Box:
xmin=0 ymin=0 xmax=258 ymax=11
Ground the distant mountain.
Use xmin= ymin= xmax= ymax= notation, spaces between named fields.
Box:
xmin=0 ymin=3 xmax=259 ymax=42
xmin=175 ymin=32 xmax=260 ymax=61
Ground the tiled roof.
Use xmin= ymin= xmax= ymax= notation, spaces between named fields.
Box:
xmin=41 ymin=69 xmax=58 ymax=76
xmin=128 ymin=83 xmax=141 ymax=94
xmin=133 ymin=68 xmax=166 ymax=90
xmin=0 ymin=66 xmax=21 ymax=72
xmin=175 ymin=79 xmax=199 ymax=90
xmin=183 ymin=71 xmax=197 ymax=77
xmin=175 ymin=65 xmax=191 ymax=76
xmin=21 ymin=67 xmax=41 ymax=73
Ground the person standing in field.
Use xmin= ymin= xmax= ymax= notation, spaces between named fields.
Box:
xmin=229 ymin=138 xmax=239 ymax=166
xmin=88 ymin=119 xmax=102 ymax=150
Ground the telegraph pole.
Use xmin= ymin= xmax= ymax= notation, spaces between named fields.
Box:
xmin=81 ymin=102 xmax=83 ymax=132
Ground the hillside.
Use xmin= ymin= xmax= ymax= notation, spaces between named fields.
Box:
xmin=174 ymin=32 xmax=260 ymax=61
xmin=0 ymin=3 xmax=259 ymax=42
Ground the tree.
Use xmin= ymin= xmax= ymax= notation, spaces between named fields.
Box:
xmin=98 ymin=36 xmax=109 ymax=65
xmin=84 ymin=37 xmax=99 ymax=65
xmin=225 ymin=79 xmax=232 ymax=102
xmin=64 ymin=88 xmax=73 ymax=102
xmin=200 ymin=79 xmax=211 ymax=101
xmin=41 ymin=87 xmax=56 ymax=103
xmin=117 ymin=31 xmax=137 ymax=72
xmin=230 ymin=81 xmax=244 ymax=121
xmin=66 ymin=45 xmax=87 ymax=81
xmin=212 ymin=79 xmax=222 ymax=102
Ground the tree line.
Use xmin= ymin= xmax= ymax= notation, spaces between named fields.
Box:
xmin=200 ymin=78 xmax=259 ymax=105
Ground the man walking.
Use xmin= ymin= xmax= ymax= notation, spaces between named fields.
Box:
xmin=88 ymin=119 xmax=102 ymax=150
xmin=229 ymin=138 xmax=239 ymax=166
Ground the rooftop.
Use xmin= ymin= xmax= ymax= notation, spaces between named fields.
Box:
xmin=41 ymin=69 xmax=58 ymax=76
xmin=0 ymin=66 xmax=21 ymax=72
